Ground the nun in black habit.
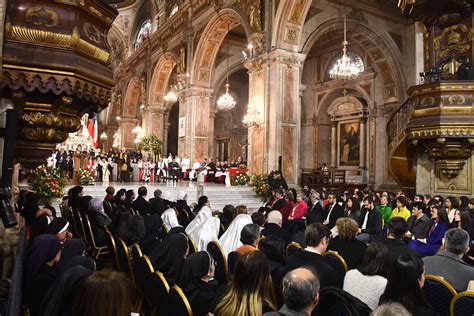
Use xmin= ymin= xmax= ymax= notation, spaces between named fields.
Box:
xmin=151 ymin=233 xmax=189 ymax=285
xmin=178 ymin=251 xmax=218 ymax=316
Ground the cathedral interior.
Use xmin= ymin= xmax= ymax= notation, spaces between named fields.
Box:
xmin=1 ymin=0 xmax=474 ymax=196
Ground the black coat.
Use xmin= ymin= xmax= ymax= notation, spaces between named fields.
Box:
xmin=261 ymin=223 xmax=292 ymax=245
xmin=284 ymin=249 xmax=339 ymax=289
xmin=323 ymin=203 xmax=345 ymax=230
xmin=132 ymin=196 xmax=153 ymax=215
xmin=272 ymin=198 xmax=286 ymax=211
xmin=149 ymin=197 xmax=166 ymax=215
xmin=378 ymin=238 xmax=420 ymax=264
xmin=90 ymin=212 xmax=112 ymax=247
xmin=327 ymin=236 xmax=367 ymax=270
xmin=357 ymin=208 xmax=383 ymax=241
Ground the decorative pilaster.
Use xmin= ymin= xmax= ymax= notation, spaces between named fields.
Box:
xmin=359 ymin=117 xmax=366 ymax=169
xmin=331 ymin=122 xmax=337 ymax=168
xmin=177 ymin=87 xmax=213 ymax=162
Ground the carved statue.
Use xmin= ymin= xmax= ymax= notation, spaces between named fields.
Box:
xmin=177 ymin=47 xmax=186 ymax=73
xmin=249 ymin=1 xmax=262 ymax=32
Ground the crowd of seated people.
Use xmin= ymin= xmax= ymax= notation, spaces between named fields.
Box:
xmin=17 ymin=183 xmax=474 ymax=316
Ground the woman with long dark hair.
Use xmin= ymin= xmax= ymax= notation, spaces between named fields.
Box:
xmin=343 ymin=243 xmax=390 ymax=310
xmin=408 ymin=205 xmax=449 ymax=257
xmin=345 ymin=197 xmax=361 ymax=222
xmin=379 ymin=254 xmax=434 ymax=315
xmin=214 ymin=251 xmax=276 ymax=315
xmin=445 ymin=196 xmax=459 ymax=223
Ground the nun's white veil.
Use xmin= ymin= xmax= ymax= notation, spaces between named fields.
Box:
xmin=218 ymin=213 xmax=252 ymax=256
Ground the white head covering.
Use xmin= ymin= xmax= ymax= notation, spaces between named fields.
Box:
xmin=177 ymin=191 xmax=187 ymax=201
xmin=218 ymin=213 xmax=252 ymax=256
xmin=161 ymin=208 xmax=180 ymax=231
xmin=185 ymin=206 xmax=212 ymax=235
xmin=188 ymin=216 xmax=220 ymax=251
xmin=162 ymin=191 xmax=172 ymax=201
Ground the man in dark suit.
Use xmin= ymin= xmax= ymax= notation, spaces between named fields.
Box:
xmin=423 ymin=228 xmax=474 ymax=292
xmin=271 ymin=189 xmax=286 ymax=211
xmin=406 ymin=202 xmax=431 ymax=239
xmin=307 ymin=190 xmax=324 ymax=219
xmin=379 ymin=217 xmax=420 ymax=264
xmin=356 ymin=195 xmax=383 ymax=243
xmin=149 ymin=189 xmax=166 ymax=215
xmin=284 ymin=223 xmax=340 ymax=289
xmin=261 ymin=211 xmax=292 ymax=245
xmin=322 ymin=193 xmax=344 ymax=230
xmin=132 ymin=186 xmax=153 ymax=216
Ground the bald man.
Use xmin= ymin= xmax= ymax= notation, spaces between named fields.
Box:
xmin=264 ymin=267 xmax=320 ymax=316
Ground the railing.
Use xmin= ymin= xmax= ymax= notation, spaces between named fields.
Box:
xmin=300 ymin=169 xmax=345 ymax=188
xmin=387 ymin=98 xmax=416 ymax=151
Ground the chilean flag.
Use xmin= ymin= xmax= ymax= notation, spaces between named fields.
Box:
xmin=87 ymin=113 xmax=99 ymax=149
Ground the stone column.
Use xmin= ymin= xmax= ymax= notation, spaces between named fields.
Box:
xmin=265 ymin=49 xmax=305 ymax=184
xmin=177 ymin=87 xmax=213 ymax=162
xmin=145 ymin=103 xmax=166 ymax=138
xmin=119 ymin=117 xmax=138 ymax=150
xmin=359 ymin=117 xmax=366 ymax=169
xmin=330 ymin=121 xmax=337 ymax=168
xmin=106 ymin=125 xmax=118 ymax=152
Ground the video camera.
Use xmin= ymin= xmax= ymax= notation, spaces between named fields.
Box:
xmin=0 ymin=187 xmax=18 ymax=228
xmin=419 ymin=66 xmax=443 ymax=82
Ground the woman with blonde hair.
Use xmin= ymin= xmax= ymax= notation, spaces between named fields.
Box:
xmin=327 ymin=217 xmax=367 ymax=269
xmin=214 ymin=251 xmax=276 ymax=315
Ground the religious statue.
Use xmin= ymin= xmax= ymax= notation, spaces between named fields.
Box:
xmin=249 ymin=1 xmax=262 ymax=32
xmin=177 ymin=47 xmax=186 ymax=73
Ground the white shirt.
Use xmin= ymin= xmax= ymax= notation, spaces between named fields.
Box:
xmin=323 ymin=204 xmax=334 ymax=225
xmin=361 ymin=209 xmax=370 ymax=230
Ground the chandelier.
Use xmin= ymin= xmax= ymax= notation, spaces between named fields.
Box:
xmin=217 ymin=23 xmax=236 ymax=111
xmin=329 ymin=16 xmax=360 ymax=81
xmin=242 ymin=101 xmax=261 ymax=128
xmin=164 ymin=85 xmax=178 ymax=103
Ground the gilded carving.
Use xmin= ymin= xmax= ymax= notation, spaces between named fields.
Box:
xmin=289 ymin=0 xmax=305 ymax=24
xmin=434 ymin=24 xmax=470 ymax=59
xmin=177 ymin=47 xmax=186 ymax=73
xmin=447 ymin=95 xmax=465 ymax=105
xmin=21 ymin=127 xmax=68 ymax=142
xmin=25 ymin=6 xmax=60 ymax=28
xmin=89 ymin=6 xmax=103 ymax=17
xmin=22 ymin=112 xmax=80 ymax=130
xmin=5 ymin=25 xmax=110 ymax=63
xmin=420 ymin=96 xmax=435 ymax=108
xmin=248 ymin=0 xmax=262 ymax=32
xmin=83 ymin=22 xmax=101 ymax=44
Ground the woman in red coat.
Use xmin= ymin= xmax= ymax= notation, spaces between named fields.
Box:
xmin=288 ymin=192 xmax=308 ymax=220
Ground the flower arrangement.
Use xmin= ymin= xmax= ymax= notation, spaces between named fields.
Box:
xmin=234 ymin=173 xmax=250 ymax=186
xmin=32 ymin=167 xmax=67 ymax=199
xmin=250 ymin=174 xmax=269 ymax=198
xmin=138 ymin=135 xmax=162 ymax=155
xmin=76 ymin=168 xmax=96 ymax=185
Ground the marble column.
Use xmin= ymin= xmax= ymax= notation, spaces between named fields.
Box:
xmin=145 ymin=103 xmax=166 ymax=138
xmin=330 ymin=121 xmax=337 ymax=168
xmin=261 ymin=49 xmax=305 ymax=184
xmin=119 ymin=117 xmax=138 ymax=150
xmin=359 ymin=117 xmax=366 ymax=169
xmin=177 ymin=87 xmax=213 ymax=162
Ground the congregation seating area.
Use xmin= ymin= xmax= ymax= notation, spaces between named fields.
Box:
xmin=12 ymin=184 xmax=474 ymax=316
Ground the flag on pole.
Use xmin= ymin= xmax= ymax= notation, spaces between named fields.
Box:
xmin=87 ymin=113 xmax=99 ymax=149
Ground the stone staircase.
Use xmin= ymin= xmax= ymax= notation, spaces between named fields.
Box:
xmin=68 ymin=182 xmax=265 ymax=213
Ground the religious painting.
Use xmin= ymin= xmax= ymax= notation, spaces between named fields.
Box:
xmin=339 ymin=121 xmax=359 ymax=167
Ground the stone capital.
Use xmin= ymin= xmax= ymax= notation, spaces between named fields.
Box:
xmin=268 ymin=49 xmax=306 ymax=68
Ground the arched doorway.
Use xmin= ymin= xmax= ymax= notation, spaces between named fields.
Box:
xmin=166 ymin=102 xmax=179 ymax=156
xmin=214 ymin=68 xmax=249 ymax=162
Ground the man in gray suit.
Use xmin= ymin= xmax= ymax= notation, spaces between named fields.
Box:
xmin=423 ymin=228 xmax=474 ymax=291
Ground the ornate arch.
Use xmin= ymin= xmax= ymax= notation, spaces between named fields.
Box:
xmin=148 ymin=52 xmax=178 ymax=106
xmin=327 ymin=95 xmax=366 ymax=117
xmin=272 ymin=0 xmax=312 ymax=52
xmin=191 ymin=8 xmax=251 ymax=88
xmin=302 ymin=18 xmax=406 ymax=104
xmin=123 ymin=77 xmax=141 ymax=118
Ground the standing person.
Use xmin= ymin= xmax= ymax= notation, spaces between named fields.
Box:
xmin=379 ymin=254 xmax=435 ymax=315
